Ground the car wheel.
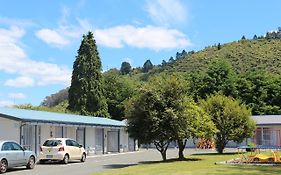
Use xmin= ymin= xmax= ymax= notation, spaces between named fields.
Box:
xmin=26 ymin=156 xmax=35 ymax=169
xmin=81 ymin=153 xmax=86 ymax=162
xmin=0 ymin=159 xmax=8 ymax=174
xmin=62 ymin=154 xmax=69 ymax=164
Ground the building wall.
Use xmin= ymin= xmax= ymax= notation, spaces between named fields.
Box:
xmin=0 ymin=116 xmax=131 ymax=155
xmin=0 ymin=117 xmax=20 ymax=143
xmin=66 ymin=126 xmax=76 ymax=140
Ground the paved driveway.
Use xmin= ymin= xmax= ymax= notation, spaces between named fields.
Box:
xmin=5 ymin=148 xmax=236 ymax=175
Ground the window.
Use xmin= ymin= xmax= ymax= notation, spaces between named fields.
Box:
xmin=1 ymin=142 xmax=12 ymax=151
xmin=1 ymin=142 xmax=23 ymax=151
xmin=11 ymin=142 xmax=23 ymax=151
xmin=66 ymin=140 xmax=72 ymax=146
xmin=43 ymin=140 xmax=62 ymax=147
xmin=71 ymin=140 xmax=80 ymax=147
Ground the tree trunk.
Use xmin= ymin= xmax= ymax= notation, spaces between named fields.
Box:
xmin=154 ymin=140 xmax=170 ymax=161
xmin=161 ymin=151 xmax=167 ymax=161
xmin=215 ymin=136 xmax=226 ymax=154
xmin=178 ymin=139 xmax=187 ymax=160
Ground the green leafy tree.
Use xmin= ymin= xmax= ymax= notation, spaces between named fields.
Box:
xmin=142 ymin=59 xmax=153 ymax=73
xmin=68 ymin=31 xmax=108 ymax=117
xmin=190 ymin=59 xmax=237 ymax=100
xmin=120 ymin=61 xmax=132 ymax=75
xmin=104 ymin=70 xmax=135 ymax=120
xmin=126 ymin=74 xmax=216 ymax=161
xmin=237 ymin=71 xmax=281 ymax=115
xmin=126 ymin=87 xmax=171 ymax=161
xmin=200 ymin=94 xmax=256 ymax=153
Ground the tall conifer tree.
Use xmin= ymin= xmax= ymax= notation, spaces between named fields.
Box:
xmin=68 ymin=32 xmax=109 ymax=117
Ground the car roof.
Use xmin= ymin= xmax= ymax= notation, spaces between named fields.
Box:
xmin=45 ymin=138 xmax=74 ymax=141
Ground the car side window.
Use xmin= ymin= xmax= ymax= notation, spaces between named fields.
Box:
xmin=11 ymin=142 xmax=23 ymax=151
xmin=1 ymin=142 xmax=12 ymax=151
xmin=66 ymin=140 xmax=72 ymax=146
xmin=71 ymin=140 xmax=80 ymax=147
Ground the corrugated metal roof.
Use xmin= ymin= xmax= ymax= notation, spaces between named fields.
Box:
xmin=0 ymin=107 xmax=126 ymax=127
xmin=252 ymin=115 xmax=281 ymax=126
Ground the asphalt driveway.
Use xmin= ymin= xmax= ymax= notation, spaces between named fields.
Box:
xmin=5 ymin=148 xmax=235 ymax=175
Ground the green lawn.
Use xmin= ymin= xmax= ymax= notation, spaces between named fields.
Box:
xmin=93 ymin=153 xmax=281 ymax=175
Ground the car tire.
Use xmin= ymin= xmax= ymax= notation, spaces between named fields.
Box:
xmin=81 ymin=153 xmax=86 ymax=162
xmin=26 ymin=156 xmax=36 ymax=169
xmin=62 ymin=154 xmax=69 ymax=164
xmin=0 ymin=159 xmax=8 ymax=174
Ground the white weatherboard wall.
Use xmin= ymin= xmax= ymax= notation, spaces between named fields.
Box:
xmin=0 ymin=117 xmax=20 ymax=142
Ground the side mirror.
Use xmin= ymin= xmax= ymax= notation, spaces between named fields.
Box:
xmin=79 ymin=145 xmax=83 ymax=148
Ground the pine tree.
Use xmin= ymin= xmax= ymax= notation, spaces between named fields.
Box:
xmin=142 ymin=59 xmax=153 ymax=73
xmin=68 ymin=31 xmax=109 ymax=117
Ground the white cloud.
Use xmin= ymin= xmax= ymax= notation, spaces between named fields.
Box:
xmin=8 ymin=93 xmax=26 ymax=99
xmin=5 ymin=76 xmax=35 ymax=87
xmin=0 ymin=17 xmax=35 ymax=27
xmin=36 ymin=29 xmax=70 ymax=47
xmin=0 ymin=26 xmax=71 ymax=87
xmin=36 ymin=6 xmax=92 ymax=47
xmin=94 ymin=25 xmax=192 ymax=51
xmin=145 ymin=0 xmax=188 ymax=25
xmin=0 ymin=100 xmax=14 ymax=107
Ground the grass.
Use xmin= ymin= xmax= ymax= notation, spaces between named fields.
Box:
xmin=93 ymin=152 xmax=281 ymax=175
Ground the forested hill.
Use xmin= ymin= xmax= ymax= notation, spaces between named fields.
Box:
xmin=155 ymin=38 xmax=281 ymax=75
xmin=22 ymin=30 xmax=281 ymax=118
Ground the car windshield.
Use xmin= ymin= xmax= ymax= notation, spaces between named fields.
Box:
xmin=43 ymin=140 xmax=62 ymax=147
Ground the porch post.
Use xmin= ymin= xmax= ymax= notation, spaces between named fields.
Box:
xmin=261 ymin=127 xmax=264 ymax=145
xmin=118 ymin=129 xmax=120 ymax=153
xmin=35 ymin=125 xmax=37 ymax=154
xmin=102 ymin=128 xmax=105 ymax=154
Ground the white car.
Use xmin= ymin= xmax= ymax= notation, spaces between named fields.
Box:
xmin=39 ymin=138 xmax=86 ymax=164
xmin=0 ymin=140 xmax=36 ymax=174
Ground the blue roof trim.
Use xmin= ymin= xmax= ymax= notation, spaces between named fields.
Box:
xmin=0 ymin=107 xmax=126 ymax=127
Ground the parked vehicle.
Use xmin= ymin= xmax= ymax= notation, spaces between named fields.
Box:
xmin=0 ymin=140 xmax=36 ymax=174
xmin=39 ymin=138 xmax=86 ymax=164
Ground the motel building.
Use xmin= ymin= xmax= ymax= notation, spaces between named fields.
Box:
xmin=0 ymin=107 xmax=137 ymax=155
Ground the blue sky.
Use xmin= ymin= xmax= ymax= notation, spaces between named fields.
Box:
xmin=0 ymin=0 xmax=281 ymax=106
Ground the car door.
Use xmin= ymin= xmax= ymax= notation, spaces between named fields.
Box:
xmin=65 ymin=139 xmax=75 ymax=159
xmin=1 ymin=142 xmax=24 ymax=167
xmin=70 ymin=140 xmax=81 ymax=159
xmin=1 ymin=142 xmax=16 ymax=167
xmin=10 ymin=142 xmax=26 ymax=166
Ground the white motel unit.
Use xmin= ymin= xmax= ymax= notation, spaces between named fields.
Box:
xmin=0 ymin=107 xmax=137 ymax=155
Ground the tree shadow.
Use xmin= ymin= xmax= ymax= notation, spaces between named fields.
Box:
xmin=103 ymin=164 xmax=138 ymax=169
xmin=139 ymin=157 xmax=203 ymax=165
xmin=192 ymin=152 xmax=238 ymax=156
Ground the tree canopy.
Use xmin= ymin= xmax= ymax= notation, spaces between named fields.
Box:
xmin=126 ymin=74 xmax=216 ymax=160
xmin=68 ymin=31 xmax=108 ymax=117
xmin=200 ymin=94 xmax=256 ymax=153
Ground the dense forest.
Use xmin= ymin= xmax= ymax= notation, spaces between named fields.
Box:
xmin=17 ymin=28 xmax=281 ymax=119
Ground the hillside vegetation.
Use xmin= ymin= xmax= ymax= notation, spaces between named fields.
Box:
xmin=18 ymin=30 xmax=281 ymax=118
xmin=156 ymin=38 xmax=281 ymax=75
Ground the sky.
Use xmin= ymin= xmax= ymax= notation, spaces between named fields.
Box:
xmin=0 ymin=0 xmax=281 ymax=106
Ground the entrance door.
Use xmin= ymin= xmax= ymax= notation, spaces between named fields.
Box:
xmin=107 ymin=131 xmax=118 ymax=152
xmin=22 ymin=125 xmax=35 ymax=151
xmin=76 ymin=127 xmax=85 ymax=146
xmin=95 ymin=129 xmax=103 ymax=154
